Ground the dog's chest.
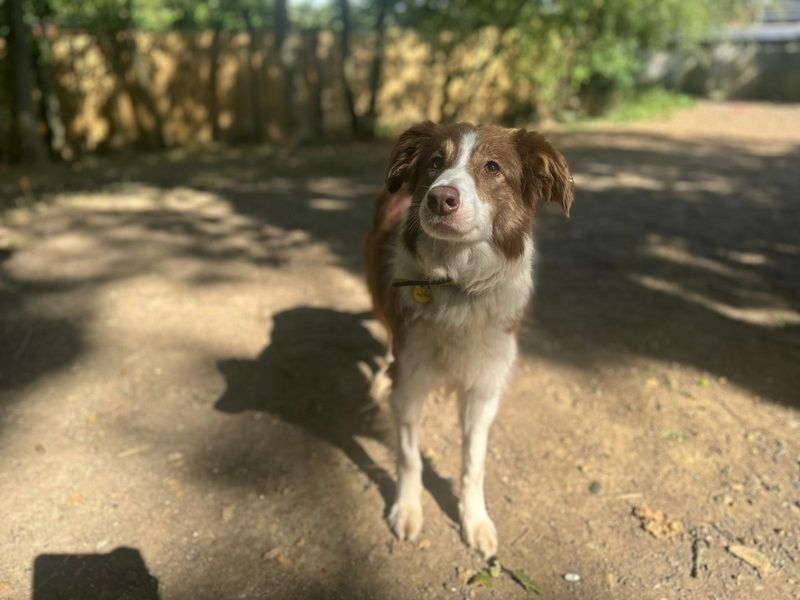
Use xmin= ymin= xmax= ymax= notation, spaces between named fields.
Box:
xmin=401 ymin=289 xmax=518 ymax=381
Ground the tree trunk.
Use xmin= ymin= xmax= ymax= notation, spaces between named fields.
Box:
xmin=273 ymin=0 xmax=292 ymax=137
xmin=364 ymin=0 xmax=389 ymax=139
xmin=98 ymin=31 xmax=165 ymax=149
xmin=32 ymin=24 xmax=67 ymax=158
xmin=337 ymin=0 xmax=360 ymax=137
xmin=7 ymin=0 xmax=49 ymax=163
xmin=304 ymin=29 xmax=325 ymax=139
xmin=242 ymin=10 xmax=264 ymax=142
xmin=274 ymin=0 xmax=311 ymax=142
xmin=208 ymin=25 xmax=222 ymax=142
xmin=438 ymin=57 xmax=455 ymax=122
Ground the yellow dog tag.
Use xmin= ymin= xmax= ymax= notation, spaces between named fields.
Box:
xmin=412 ymin=285 xmax=433 ymax=304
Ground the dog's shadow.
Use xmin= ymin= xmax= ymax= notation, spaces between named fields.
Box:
xmin=214 ymin=306 xmax=459 ymax=523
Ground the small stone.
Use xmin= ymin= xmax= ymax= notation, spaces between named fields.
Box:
xmin=589 ymin=480 xmax=603 ymax=494
xmin=564 ymin=572 xmax=580 ymax=583
xmin=222 ymin=504 xmax=236 ymax=522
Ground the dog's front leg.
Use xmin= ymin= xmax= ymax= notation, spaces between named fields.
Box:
xmin=388 ymin=357 xmax=435 ymax=542
xmin=459 ymin=337 xmax=515 ymax=558
xmin=460 ymin=386 xmax=501 ymax=557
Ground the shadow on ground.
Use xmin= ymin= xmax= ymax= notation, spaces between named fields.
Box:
xmin=32 ymin=547 xmax=160 ymax=600
xmin=3 ymin=134 xmax=797 ymax=409
xmin=1 ymin=129 xmax=799 ymax=597
xmin=214 ymin=306 xmax=460 ymax=522
xmin=527 ymin=132 xmax=800 ymax=410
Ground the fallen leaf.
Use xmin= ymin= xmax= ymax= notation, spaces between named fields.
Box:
xmin=275 ymin=553 xmax=292 ymax=567
xmin=19 ymin=176 xmax=31 ymax=194
xmin=117 ymin=445 xmax=149 ymax=458
xmin=164 ymin=478 xmax=183 ymax=498
xmin=69 ymin=493 xmax=85 ymax=506
xmin=266 ymin=548 xmax=292 ymax=567
xmin=221 ymin=504 xmax=236 ymax=522
xmin=605 ymin=572 xmax=617 ymax=589
xmin=727 ymin=545 xmax=771 ymax=574
xmin=505 ymin=567 xmax=542 ymax=595
xmin=633 ymin=506 xmax=684 ymax=539
xmin=417 ymin=538 xmax=431 ymax=550
xmin=660 ymin=430 xmax=687 ymax=442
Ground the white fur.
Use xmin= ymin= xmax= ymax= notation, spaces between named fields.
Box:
xmin=386 ymin=133 xmax=535 ymax=557
xmin=418 ymin=131 xmax=493 ymax=244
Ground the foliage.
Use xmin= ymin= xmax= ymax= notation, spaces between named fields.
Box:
xmin=394 ymin=0 xmax=745 ymax=119
xmin=604 ymin=87 xmax=696 ymax=122
xmin=1 ymin=0 xmax=751 ymax=162
xmin=41 ymin=0 xmax=182 ymax=30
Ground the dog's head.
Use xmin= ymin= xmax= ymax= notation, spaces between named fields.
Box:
xmin=386 ymin=122 xmax=573 ymax=259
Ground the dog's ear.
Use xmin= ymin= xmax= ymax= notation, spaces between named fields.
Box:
xmin=385 ymin=121 xmax=439 ymax=193
xmin=514 ymin=129 xmax=574 ymax=216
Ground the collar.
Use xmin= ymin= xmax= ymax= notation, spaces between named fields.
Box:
xmin=391 ymin=278 xmax=454 ymax=288
xmin=391 ymin=278 xmax=455 ymax=305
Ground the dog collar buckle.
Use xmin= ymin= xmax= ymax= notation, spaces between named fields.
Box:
xmin=391 ymin=278 xmax=455 ymax=305
xmin=412 ymin=285 xmax=433 ymax=304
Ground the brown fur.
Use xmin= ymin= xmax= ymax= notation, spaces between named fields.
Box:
xmin=364 ymin=187 xmax=410 ymax=335
xmin=366 ymin=122 xmax=574 ymax=338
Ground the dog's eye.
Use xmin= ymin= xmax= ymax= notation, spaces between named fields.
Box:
xmin=431 ymin=156 xmax=444 ymax=170
xmin=484 ymin=161 xmax=500 ymax=174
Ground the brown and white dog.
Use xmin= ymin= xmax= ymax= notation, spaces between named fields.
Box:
xmin=365 ymin=122 xmax=573 ymax=557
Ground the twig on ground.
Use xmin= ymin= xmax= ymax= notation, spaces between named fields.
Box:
xmin=510 ymin=527 xmax=529 ymax=547
xmin=13 ymin=330 xmax=32 ymax=360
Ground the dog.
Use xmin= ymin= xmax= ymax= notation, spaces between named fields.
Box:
xmin=364 ymin=121 xmax=573 ymax=557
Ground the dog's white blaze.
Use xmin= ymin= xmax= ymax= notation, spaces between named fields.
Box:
xmin=433 ymin=130 xmax=477 ymax=191
xmin=455 ymin=131 xmax=477 ymax=170
xmin=423 ymin=130 xmax=492 ymax=241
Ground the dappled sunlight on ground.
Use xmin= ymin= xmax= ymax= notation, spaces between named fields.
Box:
xmin=1 ymin=103 xmax=798 ymax=599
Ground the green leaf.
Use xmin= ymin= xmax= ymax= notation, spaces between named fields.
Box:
xmin=468 ymin=571 xmax=494 ymax=588
xmin=488 ymin=558 xmax=502 ymax=578
xmin=469 ymin=558 xmax=502 ymax=589
xmin=506 ymin=567 xmax=542 ymax=595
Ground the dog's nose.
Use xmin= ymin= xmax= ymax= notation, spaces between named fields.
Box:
xmin=427 ymin=185 xmax=460 ymax=216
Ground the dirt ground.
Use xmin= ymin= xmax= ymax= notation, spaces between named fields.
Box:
xmin=1 ymin=101 xmax=799 ymax=600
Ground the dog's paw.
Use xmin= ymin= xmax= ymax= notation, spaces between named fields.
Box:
xmin=388 ymin=501 xmax=423 ymax=541
xmin=462 ymin=513 xmax=498 ymax=558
